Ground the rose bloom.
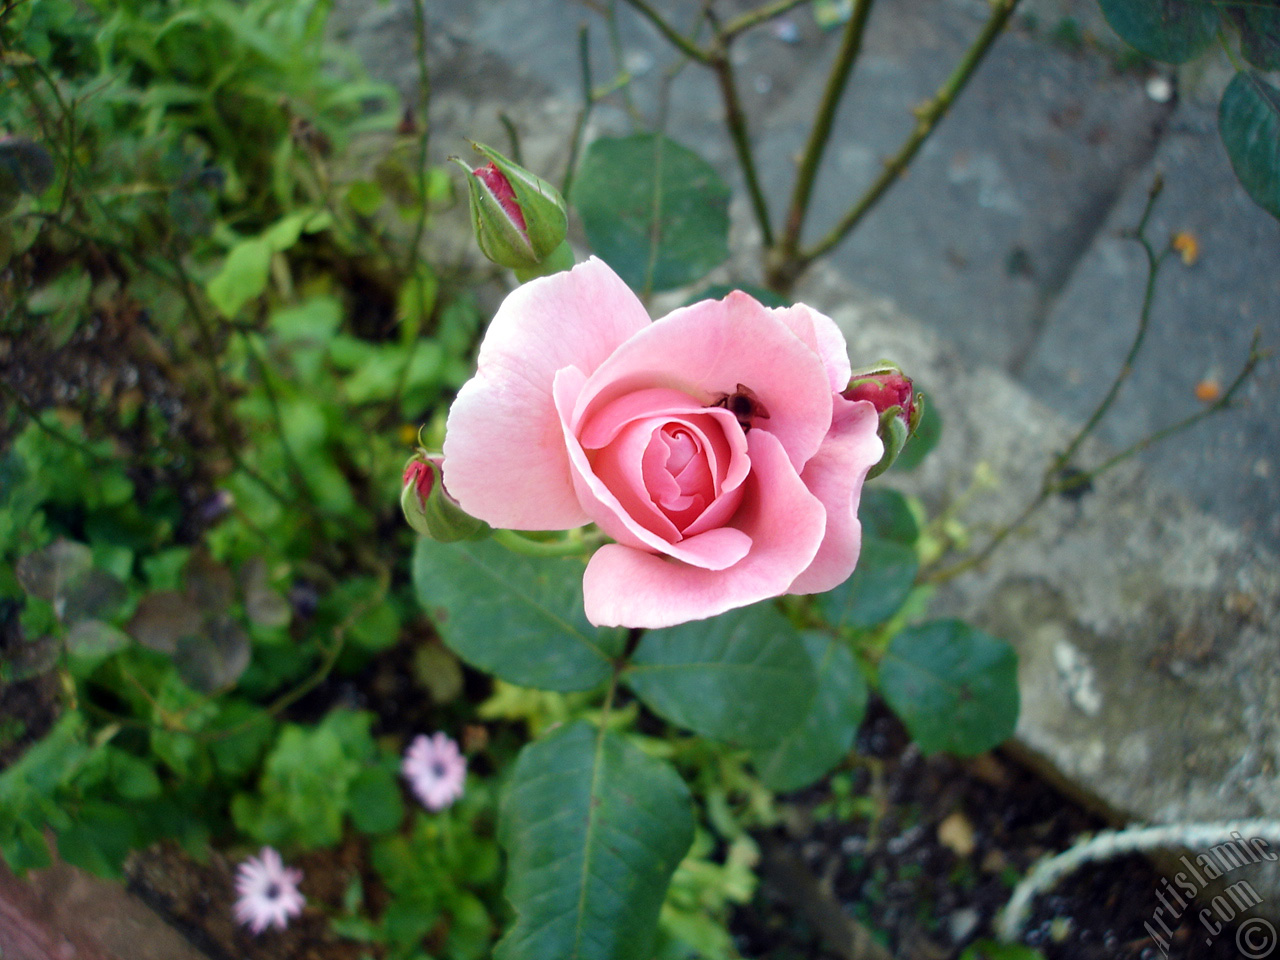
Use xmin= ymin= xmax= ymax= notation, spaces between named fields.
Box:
xmin=443 ymin=258 xmax=883 ymax=628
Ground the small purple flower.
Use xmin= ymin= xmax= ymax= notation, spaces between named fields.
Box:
xmin=402 ymin=732 xmax=466 ymax=811
xmin=233 ymin=847 xmax=305 ymax=935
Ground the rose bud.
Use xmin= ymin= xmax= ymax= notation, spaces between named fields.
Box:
xmin=454 ymin=142 xmax=572 ymax=279
xmin=842 ymin=364 xmax=922 ymax=479
xmin=401 ymin=453 xmax=489 ymax=542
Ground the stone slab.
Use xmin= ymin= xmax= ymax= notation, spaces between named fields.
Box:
xmin=797 ymin=261 xmax=1280 ymax=908
xmin=1021 ymin=93 xmax=1280 ymax=553
xmin=0 ymin=856 xmax=213 ymax=960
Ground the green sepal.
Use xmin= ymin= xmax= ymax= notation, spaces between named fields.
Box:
xmin=401 ymin=456 xmax=490 ymax=543
xmin=456 ymin=142 xmax=568 ymax=271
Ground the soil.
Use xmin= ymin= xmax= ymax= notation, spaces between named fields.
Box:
xmin=733 ymin=704 xmax=1249 ymax=960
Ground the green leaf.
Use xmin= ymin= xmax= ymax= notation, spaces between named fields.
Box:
xmin=349 ymin=765 xmax=406 ymax=834
xmin=574 ymin=134 xmax=730 ymax=294
xmin=413 ymin=538 xmax=623 ymax=692
xmin=232 ymin=710 xmax=374 ymax=849
xmin=0 ymin=816 xmax=52 ymax=873
xmin=346 ymin=179 xmax=385 ymax=215
xmin=397 ymin=268 xmax=439 ymax=341
xmin=209 ymin=701 xmax=276 ymax=777
xmin=750 ymin=633 xmax=868 ymax=791
xmin=1097 ymin=0 xmax=1218 ymax=63
xmin=878 ymin=620 xmax=1019 ymax=756
xmin=1219 ymin=72 xmax=1280 ymax=220
xmin=57 ymin=802 xmax=137 ymax=878
xmin=859 ymin=487 xmax=920 ymax=545
xmin=625 ymin=603 xmax=814 ymax=747
xmin=496 ymin=721 xmax=694 ymax=960
xmin=108 ymin=751 xmax=162 ymax=800
xmin=206 ymin=236 xmax=271 ymax=318
xmin=319 ymin=576 xmax=399 ymax=653
xmin=960 ymin=941 xmax=1047 ymax=960
xmin=270 ymin=296 xmax=342 ymax=342
xmin=891 ymin=390 xmax=941 ymax=472
xmin=1239 ymin=3 xmax=1280 ymax=71
xmin=816 ymin=535 xmax=918 ymax=629
xmin=262 ymin=208 xmax=331 ymax=252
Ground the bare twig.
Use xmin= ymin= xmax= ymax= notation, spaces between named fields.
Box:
xmin=925 ymin=179 xmax=1265 ymax=584
xmin=771 ymin=0 xmax=875 ymax=279
xmin=721 ymin=0 xmax=812 ymax=41
xmin=616 ymin=0 xmax=710 ymax=63
xmin=788 ymin=0 xmax=1020 ymax=282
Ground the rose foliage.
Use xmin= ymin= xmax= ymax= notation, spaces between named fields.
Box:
xmin=443 ymin=258 xmax=884 ymax=628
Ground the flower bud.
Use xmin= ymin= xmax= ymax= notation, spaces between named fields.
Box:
xmin=454 ymin=142 xmax=570 ymax=275
xmin=843 ymin=363 xmax=922 ymax=479
xmin=401 ymin=453 xmax=489 ymax=542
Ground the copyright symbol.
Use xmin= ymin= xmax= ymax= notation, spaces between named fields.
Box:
xmin=1237 ymin=917 xmax=1277 ymax=959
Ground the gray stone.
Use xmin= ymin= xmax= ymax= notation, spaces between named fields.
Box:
xmin=798 ymin=262 xmax=1280 ymax=908
xmin=1020 ymin=94 xmax=1280 ymax=553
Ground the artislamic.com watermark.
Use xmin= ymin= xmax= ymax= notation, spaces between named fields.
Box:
xmin=1145 ymin=830 xmax=1278 ymax=958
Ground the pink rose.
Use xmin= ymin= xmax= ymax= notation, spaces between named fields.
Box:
xmin=442 ymin=258 xmax=883 ymax=628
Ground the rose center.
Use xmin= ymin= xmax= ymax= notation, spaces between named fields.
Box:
xmin=643 ymin=423 xmax=715 ymax=529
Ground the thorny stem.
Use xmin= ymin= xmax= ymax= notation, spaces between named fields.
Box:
xmin=720 ymin=0 xmax=811 ymax=40
xmin=925 ymin=181 xmax=1264 ymax=585
xmin=617 ymin=0 xmax=710 ymax=63
xmin=708 ymin=31 xmax=775 ymax=247
xmin=1082 ymin=332 xmax=1264 ymax=480
xmin=606 ymin=0 xmax=646 ymax=125
xmin=562 ymin=24 xmax=595 ymax=198
xmin=773 ymin=0 xmax=875 ymax=273
xmin=1052 ymin=177 xmax=1165 ymax=472
xmin=781 ymin=0 xmax=1020 ymax=286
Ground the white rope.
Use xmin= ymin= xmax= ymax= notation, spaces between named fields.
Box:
xmin=996 ymin=819 xmax=1280 ymax=942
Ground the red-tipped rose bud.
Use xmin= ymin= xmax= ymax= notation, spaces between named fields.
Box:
xmin=843 ymin=367 xmax=916 ymax=423
xmin=843 ymin=363 xmax=922 ymax=479
xmin=453 ymin=142 xmax=572 ymax=279
xmin=401 ymin=453 xmax=489 ymax=542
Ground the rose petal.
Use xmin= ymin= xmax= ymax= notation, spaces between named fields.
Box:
xmin=555 ymin=369 xmax=750 ymax=570
xmin=570 ymin=292 xmax=834 ymax=472
xmin=769 ymin=303 xmax=852 ymax=393
xmin=582 ymin=429 xmax=826 ymax=628
xmin=443 ymin=258 xmax=650 ymax=529
xmin=788 ymin=399 xmax=883 ymax=595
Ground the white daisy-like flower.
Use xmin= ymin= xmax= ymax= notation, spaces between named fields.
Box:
xmin=402 ymin=731 xmax=467 ymax=811
xmin=233 ymin=846 xmax=305 ymax=935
